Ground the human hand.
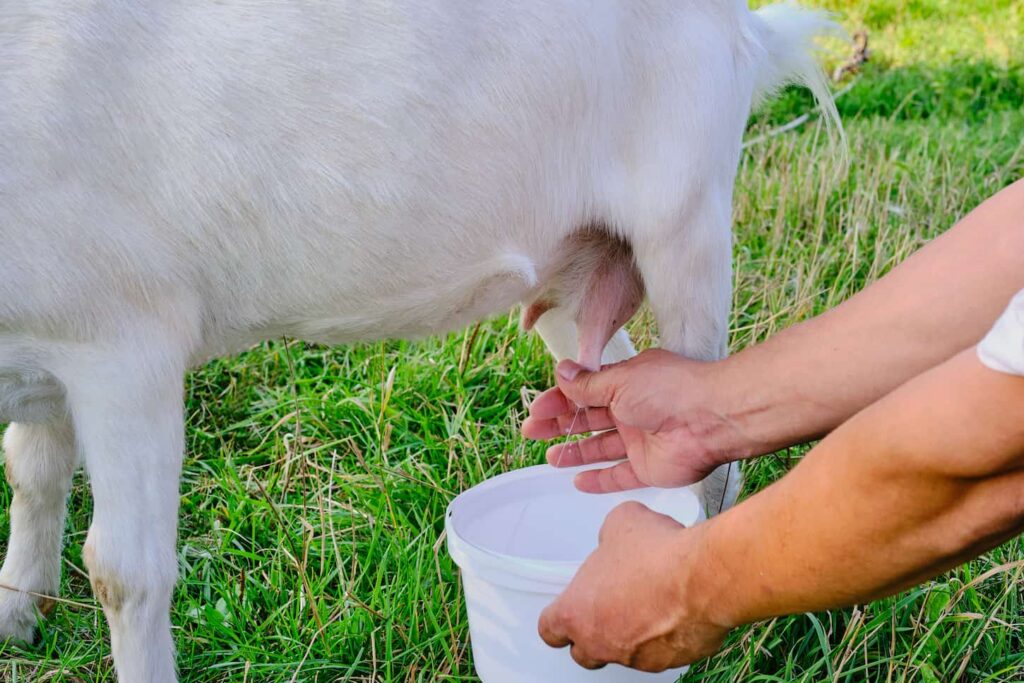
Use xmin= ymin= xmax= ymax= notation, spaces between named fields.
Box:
xmin=522 ymin=349 xmax=756 ymax=492
xmin=538 ymin=501 xmax=730 ymax=671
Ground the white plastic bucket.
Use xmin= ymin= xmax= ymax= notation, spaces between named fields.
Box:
xmin=446 ymin=464 xmax=704 ymax=682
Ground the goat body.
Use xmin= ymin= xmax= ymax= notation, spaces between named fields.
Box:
xmin=0 ymin=2 xmax=836 ymax=679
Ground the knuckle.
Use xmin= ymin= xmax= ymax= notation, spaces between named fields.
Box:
xmin=538 ymin=613 xmax=564 ymax=647
xmin=611 ymin=500 xmax=646 ymax=519
xmin=600 ymin=501 xmax=642 ymax=538
xmin=570 ymin=645 xmax=605 ymax=670
xmin=556 ymin=602 xmax=577 ymax=631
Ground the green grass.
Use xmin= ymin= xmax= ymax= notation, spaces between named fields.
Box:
xmin=2 ymin=1 xmax=1023 ymax=681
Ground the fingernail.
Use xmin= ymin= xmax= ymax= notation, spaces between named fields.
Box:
xmin=557 ymin=360 xmax=582 ymax=381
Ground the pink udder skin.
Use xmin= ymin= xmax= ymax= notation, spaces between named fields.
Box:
xmin=521 ymin=229 xmax=644 ymax=372
xmin=574 ymin=254 xmax=643 ymax=371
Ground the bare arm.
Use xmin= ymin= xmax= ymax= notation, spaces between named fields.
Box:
xmin=538 ymin=350 xmax=1024 ymax=671
xmin=524 ymin=179 xmax=1024 ymax=492
xmin=720 ymin=178 xmax=1024 ymax=455
xmin=698 ymin=350 xmax=1024 ymax=625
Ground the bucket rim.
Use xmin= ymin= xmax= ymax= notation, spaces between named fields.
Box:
xmin=445 ymin=464 xmax=589 ymax=586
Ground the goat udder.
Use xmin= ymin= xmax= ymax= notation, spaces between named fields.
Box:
xmin=574 ymin=254 xmax=643 ymax=371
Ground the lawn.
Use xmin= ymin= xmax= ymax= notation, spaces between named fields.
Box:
xmin=2 ymin=1 xmax=1023 ymax=681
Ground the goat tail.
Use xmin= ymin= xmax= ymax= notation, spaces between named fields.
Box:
xmin=750 ymin=2 xmax=845 ymax=145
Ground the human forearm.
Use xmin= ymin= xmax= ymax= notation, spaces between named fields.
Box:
xmin=714 ymin=179 xmax=1024 ymax=456
xmin=692 ymin=350 xmax=1024 ymax=627
xmin=526 ymin=182 xmax=1024 ymax=492
xmin=535 ymin=350 xmax=1024 ymax=670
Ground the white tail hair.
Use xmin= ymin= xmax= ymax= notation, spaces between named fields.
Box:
xmin=751 ymin=2 xmax=846 ymax=145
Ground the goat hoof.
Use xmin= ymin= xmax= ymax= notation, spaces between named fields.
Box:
xmin=0 ymin=591 xmax=43 ymax=644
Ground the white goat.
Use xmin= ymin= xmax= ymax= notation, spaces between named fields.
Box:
xmin=0 ymin=1 xmax=838 ymax=679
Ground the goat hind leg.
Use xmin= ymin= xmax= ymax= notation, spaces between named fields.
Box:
xmin=0 ymin=418 xmax=77 ymax=642
xmin=61 ymin=351 xmax=185 ymax=683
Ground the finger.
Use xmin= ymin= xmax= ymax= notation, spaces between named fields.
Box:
xmin=522 ymin=406 xmax=615 ymax=440
xmin=538 ymin=602 xmax=572 ymax=649
xmin=574 ymin=461 xmax=646 ymax=493
xmin=596 ymin=500 xmax=659 ymax=547
xmin=570 ymin=644 xmax=607 ymax=670
xmin=527 ymin=386 xmax=572 ymax=420
xmin=600 ymin=501 xmax=685 ymax=546
xmin=556 ymin=360 xmax=620 ymax=409
xmin=546 ymin=431 xmax=626 ymax=467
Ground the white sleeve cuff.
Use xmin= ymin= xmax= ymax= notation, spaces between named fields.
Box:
xmin=977 ymin=289 xmax=1024 ymax=376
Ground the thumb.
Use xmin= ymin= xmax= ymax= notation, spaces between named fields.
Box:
xmin=599 ymin=501 xmax=684 ymax=544
xmin=556 ymin=359 xmax=619 ymax=408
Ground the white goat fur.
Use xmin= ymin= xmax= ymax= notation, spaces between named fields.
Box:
xmin=0 ymin=2 xmax=838 ymax=679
